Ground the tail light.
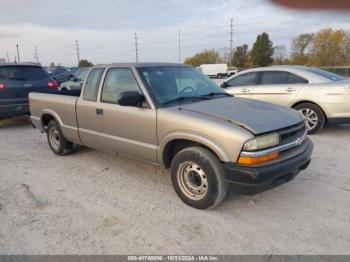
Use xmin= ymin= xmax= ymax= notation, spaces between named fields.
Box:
xmin=0 ymin=82 xmax=6 ymax=90
xmin=48 ymin=80 xmax=59 ymax=89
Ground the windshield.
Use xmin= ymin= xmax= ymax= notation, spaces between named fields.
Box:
xmin=137 ymin=66 xmax=228 ymax=106
xmin=306 ymin=68 xmax=345 ymax=81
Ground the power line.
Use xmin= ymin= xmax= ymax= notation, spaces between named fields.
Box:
xmin=75 ymin=40 xmax=80 ymax=65
xmin=16 ymin=43 xmax=20 ymax=63
xmin=229 ymin=18 xmax=233 ymax=66
xmin=134 ymin=33 xmax=139 ymax=63
xmin=34 ymin=46 xmax=39 ymax=64
xmin=178 ymin=28 xmax=181 ymax=64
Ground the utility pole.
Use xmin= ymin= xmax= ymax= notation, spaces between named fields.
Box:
xmin=229 ymin=18 xmax=233 ymax=66
xmin=178 ymin=29 xmax=181 ymax=64
xmin=34 ymin=46 xmax=39 ymax=64
xmin=6 ymin=51 xmax=10 ymax=62
xmin=75 ymin=40 xmax=80 ymax=66
xmin=16 ymin=43 xmax=20 ymax=63
xmin=134 ymin=33 xmax=139 ymax=63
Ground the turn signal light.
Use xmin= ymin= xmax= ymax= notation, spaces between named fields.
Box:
xmin=238 ymin=151 xmax=279 ymax=165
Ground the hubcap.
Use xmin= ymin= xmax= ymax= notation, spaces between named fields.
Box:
xmin=177 ymin=162 xmax=208 ymax=200
xmin=49 ymin=127 xmax=60 ymax=151
xmin=299 ymin=108 xmax=318 ymax=131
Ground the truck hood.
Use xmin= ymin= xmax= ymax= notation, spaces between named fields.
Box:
xmin=179 ymin=97 xmax=303 ymax=135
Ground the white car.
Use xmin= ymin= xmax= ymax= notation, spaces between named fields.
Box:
xmin=222 ymin=66 xmax=350 ymax=133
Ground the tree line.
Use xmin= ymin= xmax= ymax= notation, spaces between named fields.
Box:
xmin=184 ymin=28 xmax=350 ymax=68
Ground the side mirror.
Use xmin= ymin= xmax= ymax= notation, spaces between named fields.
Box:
xmin=221 ymin=82 xmax=229 ymax=88
xmin=118 ymin=91 xmax=145 ymax=107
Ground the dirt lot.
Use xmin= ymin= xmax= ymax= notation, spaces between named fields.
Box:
xmin=0 ymin=117 xmax=349 ymax=255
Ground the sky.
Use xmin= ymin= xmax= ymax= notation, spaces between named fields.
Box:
xmin=0 ymin=0 xmax=349 ymax=66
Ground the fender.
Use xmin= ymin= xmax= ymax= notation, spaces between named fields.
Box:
xmin=157 ymin=130 xmax=232 ymax=167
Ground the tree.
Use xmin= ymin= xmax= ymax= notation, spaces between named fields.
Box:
xmin=49 ymin=62 xmax=55 ymax=67
xmin=231 ymin=44 xmax=250 ymax=68
xmin=79 ymin=59 xmax=93 ymax=67
xmin=290 ymin=33 xmax=313 ymax=65
xmin=184 ymin=49 xmax=223 ymax=67
xmin=250 ymin=32 xmax=274 ymax=66
xmin=273 ymin=45 xmax=287 ymax=65
xmin=309 ymin=28 xmax=349 ymax=66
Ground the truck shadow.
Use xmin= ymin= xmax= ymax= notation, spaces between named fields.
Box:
xmin=0 ymin=116 xmax=31 ymax=129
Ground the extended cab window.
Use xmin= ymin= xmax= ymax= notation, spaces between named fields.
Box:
xmin=286 ymin=73 xmax=308 ymax=84
xmin=227 ymin=72 xmax=257 ymax=87
xmin=101 ymin=68 xmax=141 ymax=104
xmin=260 ymin=71 xmax=288 ymax=85
xmin=82 ymin=68 xmax=104 ymax=101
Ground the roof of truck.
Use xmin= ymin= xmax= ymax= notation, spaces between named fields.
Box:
xmin=93 ymin=62 xmax=190 ymax=68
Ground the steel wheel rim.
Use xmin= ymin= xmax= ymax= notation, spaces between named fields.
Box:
xmin=49 ymin=127 xmax=60 ymax=151
xmin=177 ymin=161 xmax=208 ymax=200
xmin=299 ymin=108 xmax=318 ymax=131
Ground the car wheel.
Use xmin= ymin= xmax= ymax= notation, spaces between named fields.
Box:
xmin=47 ymin=119 xmax=73 ymax=155
xmin=295 ymin=103 xmax=326 ymax=134
xmin=170 ymin=146 xmax=228 ymax=209
xmin=217 ymin=73 xmax=222 ymax=79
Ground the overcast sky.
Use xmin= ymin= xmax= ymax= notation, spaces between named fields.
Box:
xmin=0 ymin=0 xmax=349 ymax=66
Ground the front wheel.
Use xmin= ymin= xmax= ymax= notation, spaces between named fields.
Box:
xmin=294 ymin=103 xmax=326 ymax=134
xmin=170 ymin=147 xmax=228 ymax=209
xmin=47 ymin=119 xmax=73 ymax=155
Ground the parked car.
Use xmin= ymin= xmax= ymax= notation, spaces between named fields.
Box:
xmin=59 ymin=68 xmax=90 ymax=91
xmin=222 ymin=65 xmax=350 ymax=133
xmin=198 ymin=64 xmax=229 ymax=78
xmin=47 ymin=66 xmax=72 ymax=83
xmin=0 ymin=63 xmax=59 ymax=120
xmin=29 ymin=63 xmax=313 ymax=209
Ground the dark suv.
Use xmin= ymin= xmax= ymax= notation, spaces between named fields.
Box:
xmin=0 ymin=63 xmax=59 ymax=120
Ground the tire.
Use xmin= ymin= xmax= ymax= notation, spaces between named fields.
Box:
xmin=46 ymin=119 xmax=73 ymax=155
xmin=217 ymin=73 xmax=222 ymax=79
xmin=294 ymin=103 xmax=326 ymax=134
xmin=170 ymin=146 xmax=228 ymax=209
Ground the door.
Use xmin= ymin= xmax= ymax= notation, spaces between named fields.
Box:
xmin=98 ymin=67 xmax=157 ymax=163
xmin=225 ymin=72 xmax=258 ymax=98
xmin=253 ymin=71 xmax=307 ymax=106
xmin=76 ymin=67 xmax=105 ymax=149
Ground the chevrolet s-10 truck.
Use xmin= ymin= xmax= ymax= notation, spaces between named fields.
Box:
xmin=29 ymin=63 xmax=313 ymax=209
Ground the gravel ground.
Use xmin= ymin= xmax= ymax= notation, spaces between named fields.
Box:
xmin=0 ymin=116 xmax=349 ymax=255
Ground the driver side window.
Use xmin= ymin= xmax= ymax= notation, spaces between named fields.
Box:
xmin=227 ymin=72 xmax=257 ymax=87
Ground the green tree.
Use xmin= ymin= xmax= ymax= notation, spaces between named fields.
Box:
xmin=250 ymin=32 xmax=274 ymax=66
xmin=79 ymin=59 xmax=93 ymax=67
xmin=184 ymin=49 xmax=223 ymax=67
xmin=290 ymin=33 xmax=313 ymax=65
xmin=49 ymin=62 xmax=55 ymax=67
xmin=231 ymin=44 xmax=250 ymax=68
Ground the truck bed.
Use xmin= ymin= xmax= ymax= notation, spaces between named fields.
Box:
xmin=29 ymin=92 xmax=80 ymax=143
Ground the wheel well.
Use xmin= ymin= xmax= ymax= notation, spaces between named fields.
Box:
xmin=291 ymin=100 xmax=327 ymax=121
xmin=162 ymin=139 xmax=218 ymax=168
xmin=41 ymin=114 xmax=55 ymax=129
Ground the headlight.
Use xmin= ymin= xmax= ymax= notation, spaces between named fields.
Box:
xmin=243 ymin=133 xmax=280 ymax=151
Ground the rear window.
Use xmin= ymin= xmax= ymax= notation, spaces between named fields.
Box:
xmin=306 ymin=68 xmax=345 ymax=81
xmin=0 ymin=66 xmax=49 ymax=81
xmin=83 ymin=68 xmax=105 ymax=101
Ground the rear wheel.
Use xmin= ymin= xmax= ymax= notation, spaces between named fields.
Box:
xmin=170 ymin=147 xmax=228 ymax=209
xmin=47 ymin=119 xmax=73 ymax=155
xmin=294 ymin=103 xmax=326 ymax=134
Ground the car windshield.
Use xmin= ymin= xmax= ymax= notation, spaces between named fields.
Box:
xmin=137 ymin=66 xmax=230 ymax=106
xmin=306 ymin=68 xmax=345 ymax=81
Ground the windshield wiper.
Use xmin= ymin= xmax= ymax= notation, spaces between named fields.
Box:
xmin=162 ymin=96 xmax=207 ymax=106
xmin=199 ymin=92 xmax=233 ymax=98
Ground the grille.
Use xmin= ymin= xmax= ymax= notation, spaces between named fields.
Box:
xmin=279 ymin=122 xmax=306 ymax=146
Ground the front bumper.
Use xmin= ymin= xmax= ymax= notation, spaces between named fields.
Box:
xmin=223 ymin=138 xmax=313 ymax=195
xmin=0 ymin=103 xmax=29 ymax=118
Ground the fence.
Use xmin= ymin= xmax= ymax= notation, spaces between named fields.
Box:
xmin=319 ymin=66 xmax=350 ymax=77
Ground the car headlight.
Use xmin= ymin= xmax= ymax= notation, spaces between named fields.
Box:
xmin=243 ymin=133 xmax=280 ymax=151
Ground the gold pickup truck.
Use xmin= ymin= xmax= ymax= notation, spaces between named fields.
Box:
xmin=29 ymin=63 xmax=313 ymax=209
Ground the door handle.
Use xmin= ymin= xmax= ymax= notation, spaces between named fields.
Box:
xmin=96 ymin=108 xmax=104 ymax=115
xmin=286 ymin=87 xmax=297 ymax=92
xmin=241 ymin=88 xmax=250 ymax=93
